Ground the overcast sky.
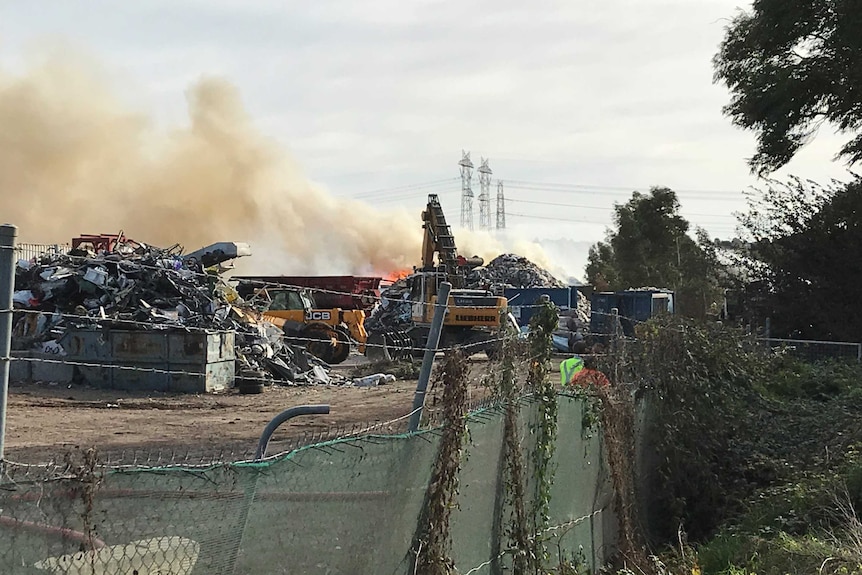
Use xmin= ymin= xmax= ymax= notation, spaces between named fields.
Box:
xmin=1 ymin=1 xmax=856 ymax=280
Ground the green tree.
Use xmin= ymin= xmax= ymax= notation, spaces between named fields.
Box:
xmin=732 ymin=176 xmax=862 ymax=340
xmin=713 ymin=0 xmax=862 ymax=174
xmin=585 ymin=187 xmax=723 ymax=318
xmin=585 ymin=241 xmax=617 ymax=292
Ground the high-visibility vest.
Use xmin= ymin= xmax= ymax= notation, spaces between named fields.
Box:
xmin=560 ymin=356 xmax=585 ymax=386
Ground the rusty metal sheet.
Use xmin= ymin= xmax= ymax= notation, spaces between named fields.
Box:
xmin=167 ymin=331 xmax=235 ymax=363
xmin=58 ymin=329 xmax=112 ymax=361
xmin=111 ymin=331 xmax=169 ymax=362
xmin=59 ymin=328 xmax=236 ymax=393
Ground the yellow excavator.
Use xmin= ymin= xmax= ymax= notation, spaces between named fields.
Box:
xmin=234 ymin=283 xmax=366 ymax=364
xmin=369 ymin=194 xmax=509 ymax=358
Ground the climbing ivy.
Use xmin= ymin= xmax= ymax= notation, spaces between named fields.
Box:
xmin=499 ymin=319 xmax=534 ymax=574
xmin=618 ymin=315 xmax=767 ymax=542
xmin=527 ymin=297 xmax=560 ymax=568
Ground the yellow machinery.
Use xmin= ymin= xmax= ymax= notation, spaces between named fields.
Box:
xmin=237 ymin=284 xmax=366 ymax=365
xmin=369 ymin=194 xmax=509 ymax=358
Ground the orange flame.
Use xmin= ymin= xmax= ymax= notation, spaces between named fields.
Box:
xmin=384 ymin=268 xmax=412 ymax=283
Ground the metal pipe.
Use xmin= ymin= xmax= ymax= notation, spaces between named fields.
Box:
xmin=234 ymin=404 xmax=330 ymax=574
xmin=0 ymin=515 xmax=107 ymax=550
xmin=0 ymin=224 xmax=18 ymax=463
xmin=408 ymin=281 xmax=451 ymax=432
xmin=254 ymin=404 xmax=331 ymax=460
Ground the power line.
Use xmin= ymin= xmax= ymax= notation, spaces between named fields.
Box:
xmin=505 ymin=186 xmax=747 ymax=202
xmin=348 ymin=177 xmax=747 ymax=202
xmin=507 ymin=197 xmax=739 ymax=219
xmin=504 ymin=178 xmax=747 ymax=197
xmin=356 ymin=189 xmax=460 ymax=204
xmin=507 ymin=212 xmax=600 ymax=224
xmin=507 ymin=212 xmax=740 ymax=230
xmin=349 ymin=178 xmax=459 ymax=199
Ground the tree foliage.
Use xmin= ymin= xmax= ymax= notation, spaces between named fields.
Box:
xmin=625 ymin=316 xmax=767 ymax=543
xmin=731 ymin=176 xmax=862 ymax=340
xmin=714 ymin=0 xmax=862 ymax=174
xmin=585 ymin=187 xmax=723 ymax=317
xmin=628 ymin=315 xmax=862 ymax=565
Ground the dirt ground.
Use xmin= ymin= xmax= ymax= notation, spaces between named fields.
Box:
xmin=3 ymin=354 xmax=503 ymax=464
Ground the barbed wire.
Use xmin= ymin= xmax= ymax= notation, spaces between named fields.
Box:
xmin=3 ymin=317 xmax=630 ymax=361
xmin=3 ymin=301 xmax=643 ymax=367
xmin=6 ymin=307 xmax=248 ymax=334
xmin=233 ymin=275 xmax=596 ymax=311
xmin=4 ymin=303 xmax=639 ymax=337
xmin=7 ymin=247 xmax=667 ymax=362
xmin=3 ymin=333 xmax=505 ymax=381
xmin=3 ymin=329 xmax=624 ymax=392
xmin=6 ymin=334 xmax=492 ymax=369
xmin=0 ymin=390 xmax=555 ymax=473
xmin=7 ymin=355 xmax=282 ymax=385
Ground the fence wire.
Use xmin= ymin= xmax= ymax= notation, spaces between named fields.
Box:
xmin=0 ymin=395 xmax=615 ymax=575
xmin=758 ymin=337 xmax=862 ymax=363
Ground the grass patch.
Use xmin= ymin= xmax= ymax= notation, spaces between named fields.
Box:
xmin=690 ymin=456 xmax=862 ymax=575
xmin=764 ymin=356 xmax=862 ymax=400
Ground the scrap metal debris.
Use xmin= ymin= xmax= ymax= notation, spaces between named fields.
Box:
xmin=469 ymin=253 xmax=567 ymax=289
xmin=364 ymin=275 xmax=414 ymax=335
xmin=11 ymin=238 xmax=338 ymax=388
xmin=366 ymin=252 xmax=583 ymax=335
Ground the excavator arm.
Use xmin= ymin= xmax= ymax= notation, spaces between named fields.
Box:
xmin=421 ymin=194 xmax=466 ymax=287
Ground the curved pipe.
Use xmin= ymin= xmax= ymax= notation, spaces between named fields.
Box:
xmin=0 ymin=515 xmax=107 ymax=550
xmin=255 ymin=404 xmax=330 ymax=460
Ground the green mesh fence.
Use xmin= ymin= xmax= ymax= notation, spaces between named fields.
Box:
xmin=0 ymin=394 xmax=616 ymax=574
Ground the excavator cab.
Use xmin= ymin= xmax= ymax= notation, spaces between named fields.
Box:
xmin=409 ymin=271 xmax=449 ymax=324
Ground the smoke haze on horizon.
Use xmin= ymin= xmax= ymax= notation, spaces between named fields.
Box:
xmin=0 ymin=50 xmax=564 ymax=279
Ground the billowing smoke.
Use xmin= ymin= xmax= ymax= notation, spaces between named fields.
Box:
xmin=456 ymin=229 xmax=562 ymax=277
xmin=0 ymin=52 xmax=559 ymax=279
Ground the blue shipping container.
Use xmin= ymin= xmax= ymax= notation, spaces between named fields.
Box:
xmin=590 ymin=290 xmax=674 ymax=337
xmin=504 ymin=287 xmax=572 ymax=326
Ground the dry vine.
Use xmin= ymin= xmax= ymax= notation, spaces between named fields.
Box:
xmin=413 ymin=350 xmax=470 ymax=575
xmin=64 ymin=447 xmax=104 ymax=553
xmin=596 ymin=324 xmax=652 ymax=573
xmin=527 ymin=297 xmax=560 ymax=569
xmin=500 ymin=328 xmax=534 ymax=574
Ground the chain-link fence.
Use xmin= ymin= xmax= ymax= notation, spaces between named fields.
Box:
xmin=0 ymin=394 xmax=615 ymax=574
xmin=758 ymin=337 xmax=862 ymax=363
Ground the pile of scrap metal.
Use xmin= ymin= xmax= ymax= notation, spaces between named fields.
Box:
xmin=363 ymin=275 xmax=414 ymax=335
xmin=366 ymin=252 xmax=568 ymax=334
xmin=11 ymin=235 xmax=336 ymax=388
xmin=469 ymin=253 xmax=566 ymax=289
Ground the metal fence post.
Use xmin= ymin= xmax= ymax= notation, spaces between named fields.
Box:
xmin=408 ymin=281 xmax=451 ymax=432
xmin=0 ymin=224 xmax=18 ymax=462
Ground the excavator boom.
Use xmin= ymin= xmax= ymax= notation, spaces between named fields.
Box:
xmin=368 ymin=193 xmax=510 ymax=361
xmin=422 ymin=194 xmax=465 ymax=288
